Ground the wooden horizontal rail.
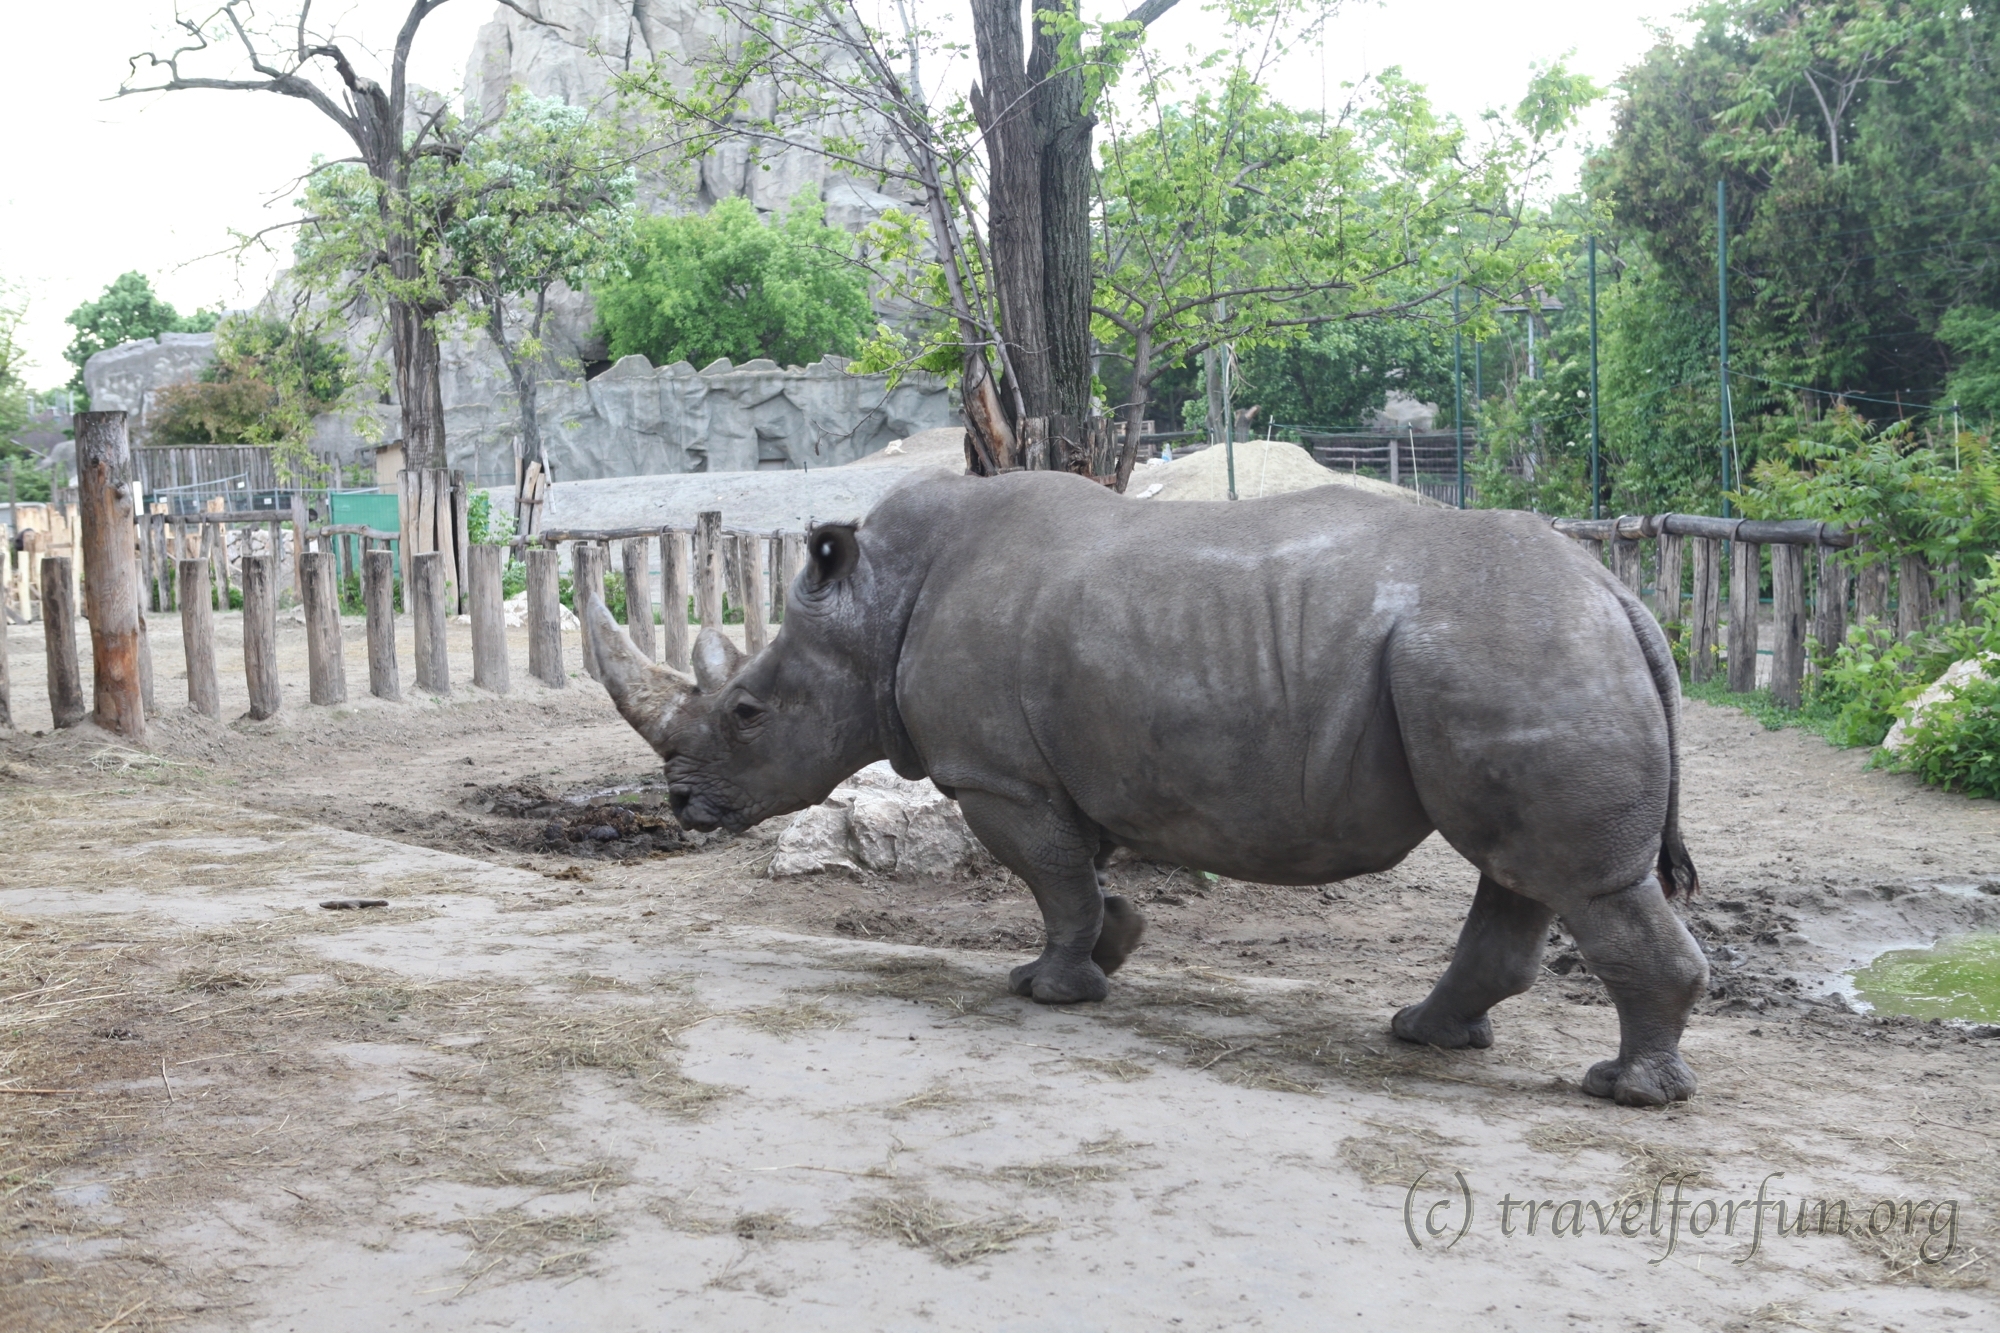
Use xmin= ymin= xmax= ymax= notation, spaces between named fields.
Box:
xmin=1551 ymin=513 xmax=1859 ymax=548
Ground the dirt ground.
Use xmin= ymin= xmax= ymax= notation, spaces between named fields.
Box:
xmin=2 ymin=608 xmax=1998 ymax=1332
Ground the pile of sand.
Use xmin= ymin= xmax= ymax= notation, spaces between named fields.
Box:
xmin=1136 ymin=439 xmax=1441 ymax=506
xmin=842 ymin=426 xmax=968 ymax=470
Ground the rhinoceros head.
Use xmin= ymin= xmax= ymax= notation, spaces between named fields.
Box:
xmin=586 ymin=524 xmax=884 ymax=833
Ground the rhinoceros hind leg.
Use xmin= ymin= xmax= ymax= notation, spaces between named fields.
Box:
xmin=1563 ymin=877 xmax=1708 ymax=1107
xmin=1392 ymin=874 xmax=1554 ymax=1050
xmin=1091 ymin=896 xmax=1146 ymax=976
xmin=956 ymin=789 xmax=1114 ymax=1004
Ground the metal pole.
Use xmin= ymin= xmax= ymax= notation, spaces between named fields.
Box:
xmin=1588 ymin=237 xmax=1602 ymax=521
xmin=1453 ymin=285 xmax=1465 ymax=510
xmin=1717 ymin=178 xmax=1731 ymax=517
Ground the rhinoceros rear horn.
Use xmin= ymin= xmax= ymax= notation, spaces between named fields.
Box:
xmin=586 ymin=596 xmax=697 ymax=752
xmin=804 ymin=523 xmax=860 ymax=590
xmin=692 ymin=626 xmax=746 ymax=693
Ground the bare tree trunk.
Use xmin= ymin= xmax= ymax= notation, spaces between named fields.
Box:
xmin=1032 ymin=6 xmax=1097 ymax=426
xmin=391 ymin=296 xmax=448 ymax=472
xmin=482 ymin=287 xmax=544 ymax=473
xmin=1113 ymin=332 xmax=1154 ymax=493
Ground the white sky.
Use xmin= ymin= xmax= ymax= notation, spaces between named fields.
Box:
xmin=0 ymin=0 xmax=1680 ymax=387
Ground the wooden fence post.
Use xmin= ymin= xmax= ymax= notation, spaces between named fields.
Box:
xmin=695 ymin=510 xmax=725 ymax=628
xmin=1727 ymin=540 xmax=1762 ymax=693
xmin=0 ymin=576 xmax=11 ymax=730
xmin=1813 ymin=545 xmax=1850 ymax=663
xmin=76 ymin=412 xmax=147 ymax=740
xmin=241 ymin=554 xmax=281 ymax=721
xmin=1770 ymin=543 xmax=1806 ymax=708
xmin=398 ymin=468 xmax=416 ymax=598
xmin=1688 ymin=538 xmax=1721 ymax=684
xmin=659 ymin=530 xmax=689 ymax=671
xmin=178 ymin=558 xmax=219 ymax=718
xmin=738 ymin=532 xmax=770 ymax=655
xmin=363 ymin=549 xmax=400 ymax=701
xmin=1653 ymin=532 xmax=1684 ymax=627
xmin=451 ymin=471 xmax=470 ymax=615
xmin=1610 ymin=534 xmax=1643 ymax=597
xmin=469 ymin=543 xmax=509 ymax=694
xmin=42 ymin=557 xmax=85 ymax=728
xmin=620 ymin=538 xmax=656 ymax=661
xmin=571 ymin=542 xmax=606 ymax=681
xmin=526 ymin=547 xmax=565 ymax=688
xmin=1896 ymin=553 xmax=1934 ymax=640
xmin=1941 ymin=560 xmax=1962 ymax=626
xmin=1856 ymin=544 xmax=1891 ymax=627
xmin=289 ymin=493 xmax=308 ymax=603
xmin=413 ymin=551 xmax=450 ymax=695
xmin=301 ymin=550 xmax=347 ymax=706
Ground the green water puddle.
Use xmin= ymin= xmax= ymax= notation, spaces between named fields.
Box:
xmin=1850 ymin=933 xmax=2000 ymax=1022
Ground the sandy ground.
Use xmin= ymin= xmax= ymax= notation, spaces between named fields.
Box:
xmin=2 ymin=609 xmax=1998 ymax=1332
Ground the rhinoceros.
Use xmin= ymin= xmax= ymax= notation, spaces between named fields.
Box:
xmin=584 ymin=472 xmax=1708 ymax=1106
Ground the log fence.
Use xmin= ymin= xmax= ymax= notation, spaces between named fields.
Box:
xmin=1547 ymin=513 xmax=1974 ymax=706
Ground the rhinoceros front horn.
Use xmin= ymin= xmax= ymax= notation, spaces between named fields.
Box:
xmin=584 ymin=596 xmax=697 ymax=753
xmin=692 ymin=626 xmax=746 ymax=693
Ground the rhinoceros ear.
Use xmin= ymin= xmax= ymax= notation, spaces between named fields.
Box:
xmin=692 ymin=626 xmax=746 ymax=693
xmin=586 ymin=597 xmax=697 ymax=753
xmin=803 ymin=523 xmax=860 ymax=590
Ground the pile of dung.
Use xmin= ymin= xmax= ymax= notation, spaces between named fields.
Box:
xmin=1136 ymin=439 xmax=1441 ymax=506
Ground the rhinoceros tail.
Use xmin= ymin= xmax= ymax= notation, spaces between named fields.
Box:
xmin=1616 ymin=587 xmax=1700 ymax=899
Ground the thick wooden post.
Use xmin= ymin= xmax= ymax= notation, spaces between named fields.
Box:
xmin=621 ymin=538 xmax=656 ymax=661
xmin=0 ymin=575 xmax=11 ymax=730
xmin=1896 ymin=553 xmax=1934 ymax=640
xmin=1727 ymin=541 xmax=1761 ymax=693
xmin=178 ymin=558 xmax=220 ymax=718
xmin=1653 ymin=532 xmax=1684 ymax=627
xmin=695 ymin=510 xmax=724 ymax=628
xmin=363 ymin=549 xmax=400 ymax=701
xmin=450 ymin=471 xmax=471 ymax=615
xmin=1856 ymin=545 xmax=1891 ymax=627
xmin=412 ymin=551 xmax=450 ymax=695
xmin=1813 ymin=545 xmax=1850 ymax=663
xmin=289 ymin=493 xmax=307 ymax=602
xmin=42 ymin=557 xmax=85 ymax=728
xmin=1941 ymin=560 xmax=1963 ymax=626
xmin=1581 ymin=537 xmax=1605 ymax=567
xmin=571 ymin=542 xmax=606 ymax=680
xmin=1609 ymin=535 xmax=1643 ymax=597
xmin=660 ymin=530 xmax=690 ymax=670
xmin=301 ymin=550 xmax=347 ymax=706
xmin=526 ymin=547 xmax=565 ymax=687
xmin=398 ymin=468 xmax=416 ymax=597
xmin=469 ymin=543 xmax=509 ymax=693
xmin=1688 ymin=538 xmax=1721 ymax=684
xmin=738 ymin=532 xmax=770 ymax=655
xmin=75 ymin=411 xmax=146 ymax=739
xmin=1769 ymin=543 xmax=1806 ymax=708
xmin=241 ymin=555 xmax=281 ymax=721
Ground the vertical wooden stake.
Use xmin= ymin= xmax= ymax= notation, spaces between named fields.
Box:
xmin=241 ymin=555 xmax=281 ymax=721
xmin=526 ymin=547 xmax=565 ymax=688
xmin=1581 ymin=537 xmax=1605 ymax=567
xmin=398 ymin=469 xmax=415 ymax=598
xmin=451 ymin=471 xmax=471 ymax=616
xmin=0 ymin=574 xmax=12 ymax=730
xmin=412 ymin=552 xmax=450 ymax=695
xmin=737 ymin=533 xmax=770 ymax=654
xmin=178 ymin=557 xmax=219 ymax=719
xmin=1609 ymin=536 xmax=1642 ymax=597
xmin=1812 ymin=545 xmax=1850 ymax=666
xmin=42 ymin=557 xmax=84 ymax=728
xmin=659 ymin=530 xmax=690 ymax=671
xmin=1726 ymin=541 xmax=1761 ymax=693
xmin=1689 ymin=537 xmax=1721 ymax=684
xmin=695 ymin=511 xmax=724 ymax=629
xmin=1856 ymin=544 xmax=1891 ymax=627
xmin=469 ymin=544 xmax=509 ymax=694
xmin=363 ymin=549 xmax=401 ymax=701
xmin=1653 ymin=532 xmax=1684 ymax=627
xmin=75 ymin=412 xmax=146 ymax=740
xmin=621 ymin=538 xmax=656 ymax=661
xmin=289 ymin=493 xmax=308 ymax=603
xmin=572 ymin=542 xmax=609 ymax=680
xmin=1769 ymin=543 xmax=1805 ymax=708
xmin=301 ymin=550 xmax=347 ymax=706
xmin=1896 ymin=553 xmax=1934 ymax=640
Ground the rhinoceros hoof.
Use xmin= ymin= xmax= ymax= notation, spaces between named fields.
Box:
xmin=1091 ymin=896 xmax=1146 ymax=977
xmin=1582 ymin=1052 xmax=1696 ymax=1107
xmin=1390 ymin=1002 xmax=1494 ymax=1050
xmin=1009 ymin=957 xmax=1110 ymax=1004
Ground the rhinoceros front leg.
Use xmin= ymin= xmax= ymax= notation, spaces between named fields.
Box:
xmin=954 ymin=789 xmax=1139 ymax=1004
xmin=1393 ymin=874 xmax=1554 ymax=1050
xmin=1562 ymin=877 xmax=1708 ymax=1107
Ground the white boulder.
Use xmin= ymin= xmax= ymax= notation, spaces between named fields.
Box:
xmin=769 ymin=763 xmax=990 ymax=877
xmin=1882 ymin=653 xmax=2000 ymax=753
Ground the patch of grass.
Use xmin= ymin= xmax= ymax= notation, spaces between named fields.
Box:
xmin=736 ymin=1000 xmax=851 ymax=1039
xmin=439 ymin=1207 xmax=617 ymax=1290
xmin=1682 ymin=675 xmax=1841 ymax=740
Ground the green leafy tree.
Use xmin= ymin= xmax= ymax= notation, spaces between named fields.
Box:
xmin=150 ymin=315 xmax=353 ymax=484
xmin=593 ymin=195 xmax=872 ymax=371
xmin=62 ymin=271 xmax=217 ymax=398
xmin=443 ymin=93 xmax=636 ymax=473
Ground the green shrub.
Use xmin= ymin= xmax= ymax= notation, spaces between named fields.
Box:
xmin=1891 ymin=673 xmax=2000 ymax=799
xmin=1806 ymin=621 xmax=1923 ymax=748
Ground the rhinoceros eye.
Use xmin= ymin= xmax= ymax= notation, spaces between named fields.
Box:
xmin=732 ymin=701 xmax=764 ymax=723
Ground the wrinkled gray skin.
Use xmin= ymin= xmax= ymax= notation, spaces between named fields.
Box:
xmin=586 ymin=472 xmax=1708 ymax=1107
